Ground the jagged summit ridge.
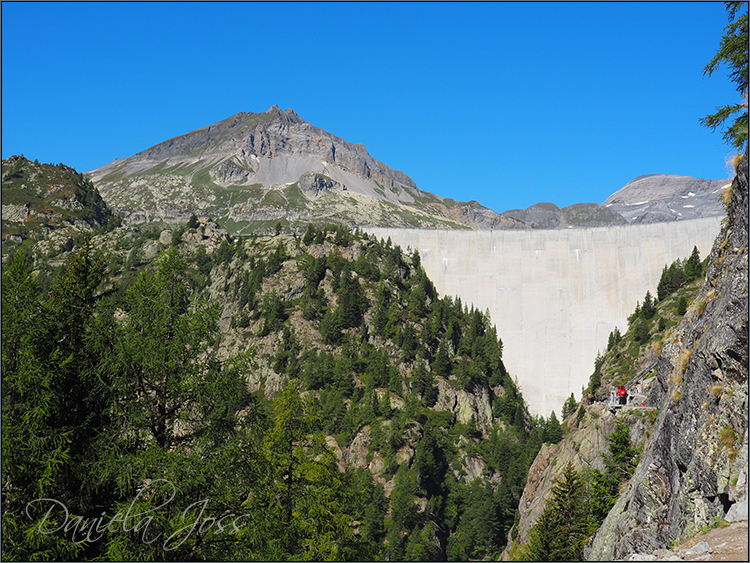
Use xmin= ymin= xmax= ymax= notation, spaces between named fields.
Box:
xmin=87 ymin=107 xmax=517 ymax=231
xmin=93 ymin=106 xmax=416 ymax=193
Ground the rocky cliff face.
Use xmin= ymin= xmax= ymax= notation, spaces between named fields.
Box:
xmin=586 ymin=152 xmax=748 ymax=559
xmin=87 ymin=106 xmax=509 ymax=231
xmin=512 ymin=404 xmax=657 ymax=548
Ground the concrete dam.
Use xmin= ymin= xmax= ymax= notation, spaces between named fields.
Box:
xmin=363 ymin=217 xmax=724 ymax=418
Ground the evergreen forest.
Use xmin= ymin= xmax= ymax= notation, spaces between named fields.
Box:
xmin=2 ymin=221 xmax=560 ymax=561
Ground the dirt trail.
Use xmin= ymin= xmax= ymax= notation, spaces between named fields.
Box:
xmin=624 ymin=520 xmax=748 ymax=561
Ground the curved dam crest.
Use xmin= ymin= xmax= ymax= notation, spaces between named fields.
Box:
xmin=363 ymin=217 xmax=724 ymax=418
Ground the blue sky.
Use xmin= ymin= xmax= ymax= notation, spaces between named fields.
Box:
xmin=2 ymin=2 xmax=744 ymax=213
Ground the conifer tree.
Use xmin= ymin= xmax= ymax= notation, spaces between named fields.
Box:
xmin=604 ymin=421 xmax=639 ymax=481
xmin=242 ymin=381 xmax=367 ymax=560
xmin=520 ymin=463 xmax=588 ymax=561
xmin=641 ymin=290 xmax=656 ymax=319
xmin=104 ymin=249 xmax=263 ymax=557
xmin=562 ymin=393 xmax=578 ymax=420
xmin=544 ymin=411 xmax=563 ymax=444
xmin=634 ymin=315 xmax=650 ymax=345
xmin=2 ymin=248 xmax=105 ymax=561
xmin=432 ymin=338 xmax=452 ymax=376
xmin=700 ymin=1 xmax=748 ymax=149
xmin=684 ymin=246 xmax=702 ymax=281
xmin=303 ymin=223 xmax=316 ymax=245
xmin=390 ymin=463 xmax=419 ymax=532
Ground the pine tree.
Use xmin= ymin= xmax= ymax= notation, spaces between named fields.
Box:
xmin=400 ymin=323 xmax=418 ymax=362
xmin=657 ymin=264 xmax=670 ymax=301
xmin=641 ymin=290 xmax=656 ymax=319
xmin=303 ymin=223 xmax=316 ymax=245
xmin=2 ymin=248 xmax=103 ymax=561
xmin=432 ymin=338 xmax=452 ymax=376
xmin=390 ymin=463 xmax=419 ymax=532
xmin=273 ymin=326 xmax=300 ymax=375
xmin=379 ymin=391 xmax=393 ymax=418
xmin=588 ymin=352 xmax=604 ymax=392
xmin=97 ymin=247 xmax=259 ymax=553
xmin=409 ymin=282 xmax=428 ymax=319
xmin=604 ymin=421 xmax=639 ymax=482
xmin=337 ymin=268 xmax=367 ymax=329
xmin=405 ymin=524 xmax=441 ymax=561
xmin=544 ymin=411 xmax=563 ymax=444
xmin=699 ymin=1 xmax=748 ymax=149
xmin=415 ymin=421 xmax=448 ymax=498
xmin=520 ymin=463 xmax=588 ymax=561
xmin=684 ymin=246 xmax=702 ymax=281
xmin=634 ymin=315 xmax=650 ymax=345
xmin=562 ymin=393 xmax=578 ymax=420
xmin=242 ymin=381 xmax=367 ymax=560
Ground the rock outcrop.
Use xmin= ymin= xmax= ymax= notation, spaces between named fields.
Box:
xmin=297 ymin=171 xmax=345 ymax=198
xmin=512 ymin=404 xmax=657 ymax=548
xmin=586 ymin=151 xmax=748 ymax=560
xmin=1 ymin=156 xmax=114 ymax=259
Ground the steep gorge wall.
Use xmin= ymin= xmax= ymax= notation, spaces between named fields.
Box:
xmin=585 ymin=152 xmax=748 ymax=559
xmin=363 ymin=217 xmax=723 ymax=418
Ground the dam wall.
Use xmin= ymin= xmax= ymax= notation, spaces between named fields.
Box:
xmin=363 ymin=217 xmax=724 ymax=418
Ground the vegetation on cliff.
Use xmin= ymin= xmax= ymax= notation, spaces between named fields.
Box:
xmin=1 ymin=156 xmax=118 ymax=259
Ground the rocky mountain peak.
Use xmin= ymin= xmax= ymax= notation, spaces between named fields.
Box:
xmin=603 ymin=173 xmax=729 ymax=223
xmin=87 ymin=107 xmax=520 ymax=232
xmin=263 ymin=104 xmax=303 ymax=123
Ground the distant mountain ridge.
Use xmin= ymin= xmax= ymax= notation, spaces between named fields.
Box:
xmin=86 ymin=106 xmax=729 ymax=233
xmin=497 ymin=174 xmax=729 ymax=229
xmin=498 ymin=201 xmax=628 ymax=229
xmin=603 ymin=173 xmax=729 ymax=223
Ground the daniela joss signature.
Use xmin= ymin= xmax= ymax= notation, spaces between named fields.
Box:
xmin=25 ymin=479 xmax=249 ymax=550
